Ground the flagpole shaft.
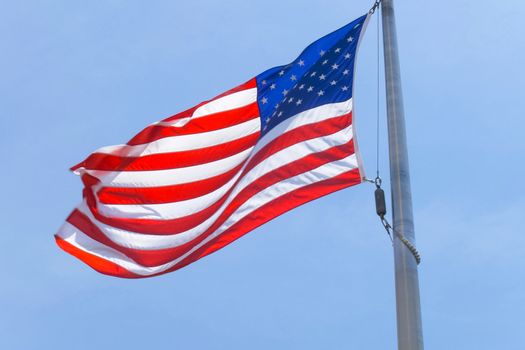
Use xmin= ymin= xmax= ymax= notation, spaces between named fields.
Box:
xmin=381 ymin=1 xmax=424 ymax=349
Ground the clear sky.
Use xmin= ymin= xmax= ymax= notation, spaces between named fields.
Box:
xmin=1 ymin=0 xmax=524 ymax=349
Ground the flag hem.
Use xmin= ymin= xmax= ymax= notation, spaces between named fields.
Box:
xmin=349 ymin=13 xmax=372 ymax=182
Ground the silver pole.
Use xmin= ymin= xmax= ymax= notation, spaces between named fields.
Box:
xmin=380 ymin=1 xmax=424 ymax=349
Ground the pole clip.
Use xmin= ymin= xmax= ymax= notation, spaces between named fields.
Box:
xmin=363 ymin=176 xmax=382 ymax=188
xmin=374 ymin=175 xmax=382 ymax=189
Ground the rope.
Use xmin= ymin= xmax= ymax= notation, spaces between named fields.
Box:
xmin=375 ymin=4 xmax=381 ymax=179
xmin=380 ymin=216 xmax=421 ymax=265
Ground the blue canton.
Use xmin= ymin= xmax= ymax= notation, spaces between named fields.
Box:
xmin=255 ymin=15 xmax=367 ymax=135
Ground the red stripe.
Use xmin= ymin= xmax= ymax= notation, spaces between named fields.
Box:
xmin=161 ymin=78 xmax=257 ymax=124
xmin=127 ymin=102 xmax=258 ymax=146
xmin=86 ymin=186 xmax=231 ymax=236
xmin=192 ymin=78 xmax=256 ymax=108
xmin=157 ymin=79 xmax=256 ymax=125
xmin=77 ymin=132 xmax=258 ymax=174
xmin=98 ymin=163 xmax=244 ymax=205
xmin=55 ymin=235 xmax=140 ymax=278
xmin=72 ymin=141 xmax=357 ymax=268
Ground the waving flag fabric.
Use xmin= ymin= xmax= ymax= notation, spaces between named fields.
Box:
xmin=55 ymin=14 xmax=370 ymax=278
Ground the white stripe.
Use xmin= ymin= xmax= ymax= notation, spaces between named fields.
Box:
xmin=77 ymin=199 xmax=225 ymax=250
xmin=96 ymin=168 xmax=243 ymax=220
xmin=84 ymin=117 xmax=260 ymax=160
xmin=86 ymin=147 xmax=253 ymax=187
xmin=192 ymin=88 xmax=257 ymax=119
xmin=152 ymin=88 xmax=257 ymax=128
xmin=57 ymin=153 xmax=359 ymax=276
xmin=57 ymin=222 xmax=171 ymax=275
xmin=153 ymin=88 xmax=257 ymax=127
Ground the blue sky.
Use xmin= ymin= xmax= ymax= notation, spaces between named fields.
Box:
xmin=1 ymin=0 xmax=524 ymax=349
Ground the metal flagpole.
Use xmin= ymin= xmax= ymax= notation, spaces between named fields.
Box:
xmin=380 ymin=0 xmax=424 ymax=349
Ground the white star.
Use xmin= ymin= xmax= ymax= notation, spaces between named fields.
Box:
xmin=310 ymin=71 xmax=317 ymax=77
xmin=334 ymin=48 xmax=341 ymax=53
xmin=320 ymin=50 xmax=326 ymax=56
xmin=331 ymin=63 xmax=339 ymax=70
xmin=282 ymin=89 xmax=288 ymax=96
xmin=342 ymin=86 xmax=349 ymax=91
xmin=319 ymin=74 xmax=326 ymax=80
xmin=278 ymin=111 xmax=283 ymax=117
xmin=288 ymin=97 xmax=294 ymax=103
xmin=270 ymin=83 xmax=276 ymax=90
xmin=307 ymin=86 xmax=314 ymax=92
xmin=266 ymin=117 xmax=271 ymax=124
xmin=347 ymin=36 xmax=354 ymax=42
xmin=318 ymin=90 xmax=325 ymax=96
xmin=290 ymin=75 xmax=297 ymax=81
xmin=275 ymin=103 xmax=279 ymax=109
xmin=296 ymin=99 xmax=303 ymax=105
xmin=298 ymin=59 xmax=305 ymax=66
xmin=279 ymin=70 xmax=285 ymax=76
xmin=262 ymin=80 xmax=267 ymax=85
xmin=344 ymin=53 xmax=351 ymax=59
xmin=330 ymin=80 xmax=337 ymax=85
xmin=299 ymin=84 xmax=305 ymax=90
xmin=343 ymin=69 xmax=350 ymax=75
xmin=261 ymin=97 xmax=268 ymax=104
xmin=322 ymin=59 xmax=329 ymax=65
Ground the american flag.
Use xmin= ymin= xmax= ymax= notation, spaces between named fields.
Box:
xmin=55 ymin=14 xmax=370 ymax=278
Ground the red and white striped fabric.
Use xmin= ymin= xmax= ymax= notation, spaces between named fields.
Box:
xmin=55 ymin=15 xmax=368 ymax=278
